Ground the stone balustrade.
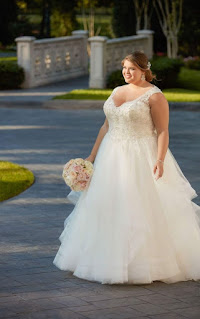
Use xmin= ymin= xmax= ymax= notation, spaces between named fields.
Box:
xmin=15 ymin=30 xmax=88 ymax=88
xmin=15 ymin=29 xmax=154 ymax=89
xmin=88 ymin=30 xmax=154 ymax=88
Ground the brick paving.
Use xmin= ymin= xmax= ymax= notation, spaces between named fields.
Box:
xmin=0 ymin=106 xmax=200 ymax=319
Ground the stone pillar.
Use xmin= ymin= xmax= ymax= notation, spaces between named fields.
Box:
xmin=137 ymin=30 xmax=154 ymax=59
xmin=72 ymin=30 xmax=89 ymax=74
xmin=15 ymin=36 xmax=36 ymax=88
xmin=88 ymin=36 xmax=108 ymax=88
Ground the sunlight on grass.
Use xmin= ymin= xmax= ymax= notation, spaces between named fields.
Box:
xmin=163 ymin=89 xmax=200 ymax=102
xmin=53 ymin=88 xmax=200 ymax=103
xmin=53 ymin=89 xmax=112 ymax=100
xmin=0 ymin=57 xmax=17 ymax=62
xmin=0 ymin=161 xmax=34 ymax=201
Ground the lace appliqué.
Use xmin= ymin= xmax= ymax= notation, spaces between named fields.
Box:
xmin=103 ymin=86 xmax=162 ymax=142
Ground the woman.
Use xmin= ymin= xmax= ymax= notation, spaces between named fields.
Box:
xmin=53 ymin=51 xmax=200 ymax=285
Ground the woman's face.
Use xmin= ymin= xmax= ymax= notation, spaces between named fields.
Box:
xmin=122 ymin=59 xmax=144 ymax=84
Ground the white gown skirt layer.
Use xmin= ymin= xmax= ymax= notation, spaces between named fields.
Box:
xmin=53 ymin=133 xmax=200 ymax=284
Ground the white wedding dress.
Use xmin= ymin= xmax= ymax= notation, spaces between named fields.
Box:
xmin=53 ymin=85 xmax=200 ymax=285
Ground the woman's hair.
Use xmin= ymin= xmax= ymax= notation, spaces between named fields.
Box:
xmin=121 ymin=51 xmax=156 ymax=82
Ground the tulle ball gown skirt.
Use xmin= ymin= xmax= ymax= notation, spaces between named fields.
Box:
xmin=53 ymin=133 xmax=200 ymax=285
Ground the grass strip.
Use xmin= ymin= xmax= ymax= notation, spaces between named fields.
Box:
xmin=53 ymin=88 xmax=200 ymax=103
xmin=0 ymin=161 xmax=34 ymax=202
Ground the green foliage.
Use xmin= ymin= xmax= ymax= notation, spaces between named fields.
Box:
xmin=151 ymin=57 xmax=183 ymax=89
xmin=184 ymin=59 xmax=200 ymax=71
xmin=51 ymin=10 xmax=78 ymax=37
xmin=0 ymin=161 xmax=34 ymax=202
xmin=112 ymin=0 xmax=136 ymax=37
xmin=0 ymin=0 xmax=18 ymax=45
xmin=50 ymin=0 xmax=78 ymax=37
xmin=179 ymin=0 xmax=200 ymax=56
xmin=106 ymin=69 xmax=125 ymax=89
xmin=177 ymin=67 xmax=200 ymax=91
xmin=14 ymin=14 xmax=36 ymax=37
xmin=0 ymin=61 xmax=24 ymax=89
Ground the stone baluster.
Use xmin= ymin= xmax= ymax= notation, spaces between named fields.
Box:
xmin=88 ymin=36 xmax=108 ymax=89
xmin=15 ymin=36 xmax=36 ymax=88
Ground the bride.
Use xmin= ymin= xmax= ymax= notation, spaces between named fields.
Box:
xmin=53 ymin=51 xmax=200 ymax=285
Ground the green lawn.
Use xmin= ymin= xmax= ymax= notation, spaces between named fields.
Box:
xmin=163 ymin=89 xmax=200 ymax=102
xmin=0 ymin=57 xmax=17 ymax=62
xmin=53 ymin=88 xmax=200 ymax=102
xmin=0 ymin=161 xmax=34 ymax=201
xmin=54 ymin=89 xmax=112 ymax=100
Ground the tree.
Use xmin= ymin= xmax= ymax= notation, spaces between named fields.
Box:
xmin=0 ymin=0 xmax=18 ymax=45
xmin=17 ymin=0 xmax=78 ymax=38
xmin=40 ymin=0 xmax=51 ymax=38
xmin=77 ymin=0 xmax=101 ymax=37
xmin=178 ymin=0 xmax=200 ymax=56
xmin=153 ymin=0 xmax=183 ymax=58
xmin=50 ymin=0 xmax=78 ymax=37
xmin=133 ymin=0 xmax=153 ymax=31
xmin=112 ymin=0 xmax=136 ymax=37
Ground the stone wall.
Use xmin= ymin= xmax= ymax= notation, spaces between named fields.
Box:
xmin=15 ymin=30 xmax=88 ymax=88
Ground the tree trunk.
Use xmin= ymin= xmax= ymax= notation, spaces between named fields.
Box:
xmin=136 ymin=16 xmax=141 ymax=31
xmin=154 ymin=0 xmax=183 ymax=58
xmin=172 ymin=35 xmax=178 ymax=58
xmin=167 ymin=36 xmax=172 ymax=58
xmin=81 ymin=4 xmax=88 ymax=31
xmin=143 ymin=0 xmax=150 ymax=29
xmin=40 ymin=0 xmax=51 ymax=38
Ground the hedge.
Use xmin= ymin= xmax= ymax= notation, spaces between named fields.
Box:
xmin=0 ymin=61 xmax=24 ymax=89
xmin=151 ymin=57 xmax=184 ymax=89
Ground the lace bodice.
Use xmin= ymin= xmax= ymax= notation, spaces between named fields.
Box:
xmin=103 ymin=85 xmax=162 ymax=142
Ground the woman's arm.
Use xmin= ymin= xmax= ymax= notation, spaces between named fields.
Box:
xmin=149 ymin=93 xmax=169 ymax=180
xmin=85 ymin=118 xmax=109 ymax=163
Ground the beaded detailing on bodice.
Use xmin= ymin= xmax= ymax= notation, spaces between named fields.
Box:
xmin=103 ymin=85 xmax=162 ymax=142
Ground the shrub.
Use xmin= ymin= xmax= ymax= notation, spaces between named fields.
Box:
xmin=0 ymin=61 xmax=24 ymax=89
xmin=106 ymin=69 xmax=125 ymax=89
xmin=184 ymin=58 xmax=200 ymax=70
xmin=151 ymin=57 xmax=183 ymax=89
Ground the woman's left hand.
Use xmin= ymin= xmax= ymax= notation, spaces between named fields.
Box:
xmin=153 ymin=161 xmax=164 ymax=180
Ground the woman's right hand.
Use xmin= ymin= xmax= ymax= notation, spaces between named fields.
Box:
xmin=85 ymin=154 xmax=95 ymax=163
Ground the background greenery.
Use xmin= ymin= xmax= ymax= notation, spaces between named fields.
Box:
xmin=0 ymin=60 xmax=24 ymax=89
xmin=0 ymin=0 xmax=199 ymax=57
xmin=0 ymin=1 xmax=199 ymax=95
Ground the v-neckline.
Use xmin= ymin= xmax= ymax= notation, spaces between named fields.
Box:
xmin=112 ymin=85 xmax=155 ymax=108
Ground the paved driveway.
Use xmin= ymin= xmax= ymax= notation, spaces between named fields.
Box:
xmin=0 ymin=107 xmax=200 ymax=319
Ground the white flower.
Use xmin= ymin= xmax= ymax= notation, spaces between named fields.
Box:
xmin=147 ymin=61 xmax=151 ymax=70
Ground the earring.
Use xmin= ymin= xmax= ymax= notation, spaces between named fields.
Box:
xmin=141 ymin=73 xmax=145 ymax=81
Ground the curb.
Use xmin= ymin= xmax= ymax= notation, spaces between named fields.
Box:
xmin=43 ymin=99 xmax=105 ymax=109
xmin=0 ymin=99 xmax=199 ymax=111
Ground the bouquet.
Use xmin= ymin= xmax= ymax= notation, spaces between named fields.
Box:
xmin=62 ymin=158 xmax=94 ymax=191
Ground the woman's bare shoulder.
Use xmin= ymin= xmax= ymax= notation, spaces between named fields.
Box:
xmin=113 ymin=85 xmax=128 ymax=95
